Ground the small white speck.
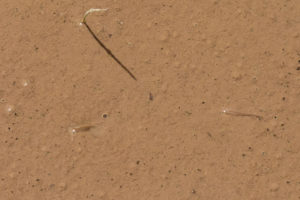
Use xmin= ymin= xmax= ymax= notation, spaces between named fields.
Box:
xmin=5 ymin=104 xmax=14 ymax=114
xmin=21 ymin=80 xmax=29 ymax=87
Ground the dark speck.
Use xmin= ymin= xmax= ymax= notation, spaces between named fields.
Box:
xmin=297 ymin=67 xmax=300 ymax=70
xmin=149 ymin=93 xmax=153 ymax=101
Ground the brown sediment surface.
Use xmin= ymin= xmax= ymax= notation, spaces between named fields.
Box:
xmin=0 ymin=0 xmax=300 ymax=199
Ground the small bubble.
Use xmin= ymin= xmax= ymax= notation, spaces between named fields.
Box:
xmin=5 ymin=104 xmax=14 ymax=114
xmin=21 ymin=79 xmax=29 ymax=87
xmin=68 ymin=127 xmax=77 ymax=134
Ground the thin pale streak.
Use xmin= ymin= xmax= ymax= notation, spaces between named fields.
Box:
xmin=223 ymin=110 xmax=263 ymax=120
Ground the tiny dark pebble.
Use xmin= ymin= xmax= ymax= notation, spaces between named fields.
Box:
xmin=136 ymin=160 xmax=140 ymax=165
xmin=298 ymin=60 xmax=300 ymax=64
xmin=266 ymin=128 xmax=270 ymax=132
xmin=282 ymin=97 xmax=286 ymax=101
xmin=192 ymin=189 xmax=196 ymax=194
xmin=102 ymin=113 xmax=108 ymax=118
xmin=297 ymin=66 xmax=300 ymax=70
xmin=202 ymin=101 xmax=205 ymax=104
xmin=242 ymin=153 xmax=246 ymax=157
xmin=149 ymin=93 xmax=153 ymax=101
xmin=286 ymin=181 xmax=290 ymax=184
